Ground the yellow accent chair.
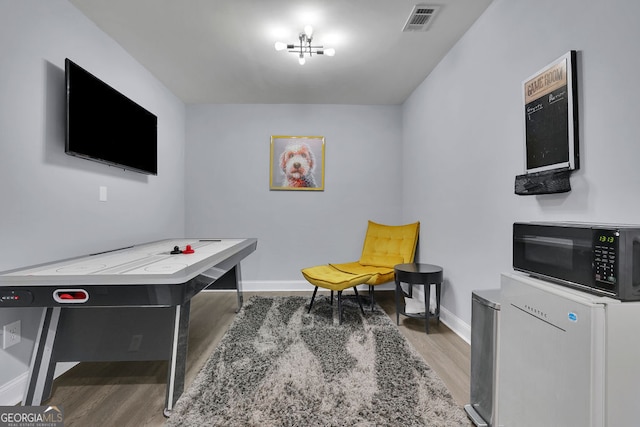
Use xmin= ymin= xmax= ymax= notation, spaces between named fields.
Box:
xmin=301 ymin=265 xmax=372 ymax=324
xmin=302 ymin=220 xmax=420 ymax=322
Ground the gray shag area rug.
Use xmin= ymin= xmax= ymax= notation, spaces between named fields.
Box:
xmin=166 ymin=295 xmax=471 ymax=426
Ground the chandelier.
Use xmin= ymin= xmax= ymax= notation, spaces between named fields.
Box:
xmin=274 ymin=26 xmax=335 ymax=65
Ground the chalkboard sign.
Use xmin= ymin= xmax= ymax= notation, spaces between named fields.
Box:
xmin=522 ymin=51 xmax=579 ymax=173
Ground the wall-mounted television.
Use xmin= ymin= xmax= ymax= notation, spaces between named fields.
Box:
xmin=65 ymin=58 xmax=158 ymax=175
xmin=522 ymin=50 xmax=579 ymax=174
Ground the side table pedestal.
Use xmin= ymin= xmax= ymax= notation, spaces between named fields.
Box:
xmin=394 ymin=263 xmax=443 ymax=334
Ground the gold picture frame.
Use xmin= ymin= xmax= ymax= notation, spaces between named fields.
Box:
xmin=270 ymin=135 xmax=325 ymax=191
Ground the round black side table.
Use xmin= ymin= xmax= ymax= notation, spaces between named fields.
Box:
xmin=394 ymin=263 xmax=443 ymax=334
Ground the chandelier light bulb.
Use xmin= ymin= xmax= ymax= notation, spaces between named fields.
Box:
xmin=304 ymin=25 xmax=313 ymax=37
xmin=276 ymin=26 xmax=335 ymax=65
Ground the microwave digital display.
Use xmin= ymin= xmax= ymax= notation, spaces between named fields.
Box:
xmin=593 ymin=230 xmax=618 ymax=286
xmin=597 ymin=234 xmax=615 ymax=244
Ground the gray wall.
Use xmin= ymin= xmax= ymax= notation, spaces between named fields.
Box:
xmin=185 ymin=104 xmax=403 ymax=284
xmin=4 ymin=0 xmax=640 ymax=405
xmin=402 ymin=0 xmax=640 ymax=331
xmin=0 ymin=1 xmax=186 ymax=400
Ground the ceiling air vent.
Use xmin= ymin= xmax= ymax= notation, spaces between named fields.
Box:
xmin=402 ymin=5 xmax=440 ymax=32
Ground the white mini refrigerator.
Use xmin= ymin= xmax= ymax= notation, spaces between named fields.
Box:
xmin=498 ymin=272 xmax=640 ymax=426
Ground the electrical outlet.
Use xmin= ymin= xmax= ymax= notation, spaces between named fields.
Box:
xmin=3 ymin=320 xmax=21 ymax=349
xmin=99 ymin=186 xmax=107 ymax=202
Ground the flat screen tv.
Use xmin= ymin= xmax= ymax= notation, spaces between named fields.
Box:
xmin=522 ymin=50 xmax=579 ymax=174
xmin=65 ymin=58 xmax=158 ymax=175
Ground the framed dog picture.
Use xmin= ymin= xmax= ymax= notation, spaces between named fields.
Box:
xmin=270 ymin=135 xmax=325 ymax=191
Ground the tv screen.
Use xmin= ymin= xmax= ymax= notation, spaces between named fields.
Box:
xmin=65 ymin=58 xmax=158 ymax=175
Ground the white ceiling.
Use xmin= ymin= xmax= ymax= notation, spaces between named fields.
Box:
xmin=68 ymin=0 xmax=493 ymax=105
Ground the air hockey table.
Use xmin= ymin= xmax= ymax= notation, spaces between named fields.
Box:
xmin=0 ymin=237 xmax=257 ymax=416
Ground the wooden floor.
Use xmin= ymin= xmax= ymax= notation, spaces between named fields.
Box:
xmin=48 ymin=290 xmax=470 ymax=426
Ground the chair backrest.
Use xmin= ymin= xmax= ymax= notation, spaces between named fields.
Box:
xmin=358 ymin=220 xmax=420 ymax=268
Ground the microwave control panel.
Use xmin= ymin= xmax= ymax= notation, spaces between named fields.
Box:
xmin=593 ymin=229 xmax=618 ymax=286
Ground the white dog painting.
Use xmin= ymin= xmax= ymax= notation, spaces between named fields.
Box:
xmin=279 ymin=142 xmax=317 ymax=188
xmin=270 ymin=136 xmax=324 ymax=190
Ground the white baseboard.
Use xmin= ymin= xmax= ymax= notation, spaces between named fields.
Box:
xmin=234 ymin=280 xmax=399 ymax=293
xmin=242 ymin=280 xmax=311 ymax=292
xmin=0 ymin=371 xmax=28 ymax=406
xmin=440 ymin=306 xmax=471 ymax=344
xmin=0 ymin=363 xmax=78 ymax=406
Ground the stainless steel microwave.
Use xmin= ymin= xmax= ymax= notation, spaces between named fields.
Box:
xmin=513 ymin=222 xmax=640 ymax=301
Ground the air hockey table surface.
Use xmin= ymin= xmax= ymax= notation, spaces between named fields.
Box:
xmin=0 ymin=238 xmax=257 ymax=307
xmin=0 ymin=237 xmax=257 ymax=415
